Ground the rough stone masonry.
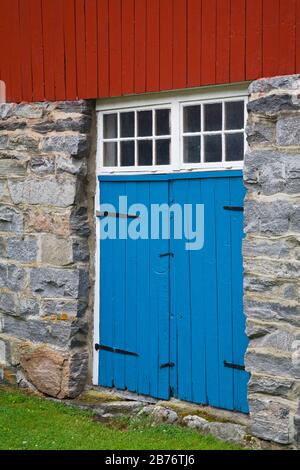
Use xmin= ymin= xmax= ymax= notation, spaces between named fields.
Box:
xmin=0 ymin=100 xmax=94 ymax=398
xmin=244 ymin=75 xmax=300 ymax=447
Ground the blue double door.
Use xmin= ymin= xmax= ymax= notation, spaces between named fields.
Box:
xmin=98 ymin=171 xmax=249 ymax=413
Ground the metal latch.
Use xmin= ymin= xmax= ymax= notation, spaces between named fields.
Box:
xmin=96 ymin=211 xmax=139 ymax=219
xmin=95 ymin=344 xmax=139 ymax=357
xmin=223 ymin=206 xmax=244 ymax=212
xmin=224 ymin=360 xmax=245 ymax=371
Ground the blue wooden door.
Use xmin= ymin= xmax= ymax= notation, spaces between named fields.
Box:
xmin=98 ymin=172 xmax=249 ymax=411
xmin=98 ymin=179 xmax=170 ymax=399
xmin=169 ymin=174 xmax=249 ymax=413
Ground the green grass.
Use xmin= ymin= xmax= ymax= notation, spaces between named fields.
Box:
xmin=0 ymin=387 xmax=242 ymax=450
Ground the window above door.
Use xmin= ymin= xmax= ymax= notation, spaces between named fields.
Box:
xmin=97 ymin=86 xmax=248 ymax=173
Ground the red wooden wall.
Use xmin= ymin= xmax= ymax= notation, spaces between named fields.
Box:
xmin=0 ymin=0 xmax=300 ymax=103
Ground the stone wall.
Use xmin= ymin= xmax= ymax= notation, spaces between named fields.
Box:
xmin=244 ymin=75 xmax=300 ymax=446
xmin=0 ymin=100 xmax=95 ymax=398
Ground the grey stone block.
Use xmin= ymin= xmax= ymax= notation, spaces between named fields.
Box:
xmin=0 ymin=264 xmax=26 ymax=291
xmin=33 ymin=116 xmax=91 ymax=134
xmin=0 ymin=314 xmax=72 ymax=349
xmin=8 ymin=177 xmax=77 ymax=207
xmin=249 ymin=395 xmax=291 ymax=444
xmin=7 ymin=237 xmax=38 ymax=263
xmin=30 ymin=267 xmax=83 ymax=299
xmin=245 ymin=298 xmax=300 ymax=326
xmin=249 ymin=75 xmax=300 ymax=94
xmin=54 ymin=100 xmax=93 ymax=115
xmin=247 ymin=94 xmax=300 ymax=117
xmin=249 ymin=374 xmax=294 ymax=398
xmin=72 ymin=238 xmax=89 ymax=262
xmin=40 ymin=134 xmax=90 ymax=158
xmin=277 ymin=116 xmax=300 ymax=146
xmin=56 ymin=156 xmax=87 ymax=176
xmin=70 ymin=207 xmax=90 ymax=237
xmin=0 ymin=292 xmax=17 ymax=315
xmin=0 ymin=159 xmax=27 ymax=177
xmin=30 ymin=156 xmax=55 ymax=175
xmin=0 ymin=206 xmax=23 ymax=233
xmin=15 ymin=103 xmax=47 ymax=119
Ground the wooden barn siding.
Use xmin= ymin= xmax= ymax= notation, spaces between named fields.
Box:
xmin=0 ymin=0 xmax=299 ymax=103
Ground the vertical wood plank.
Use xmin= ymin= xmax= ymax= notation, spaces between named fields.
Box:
xmin=297 ymin=0 xmax=300 ymax=73
xmin=19 ymin=0 xmax=33 ymax=102
xmin=146 ymin=0 xmax=160 ymax=92
xmin=263 ymin=0 xmax=280 ymax=77
xmin=134 ymin=0 xmax=146 ymax=94
xmin=52 ymin=0 xmax=65 ymax=100
xmin=230 ymin=0 xmax=246 ymax=83
xmin=187 ymin=0 xmax=201 ymax=87
xmin=63 ymin=0 xmax=77 ymax=100
xmin=10 ymin=0 xmax=22 ymax=102
xmin=159 ymin=0 xmax=173 ymax=90
xmin=42 ymin=0 xmax=55 ymax=100
xmin=85 ymin=0 xmax=98 ymax=98
xmin=30 ymin=0 xmax=45 ymax=101
xmin=0 ymin=0 xmax=11 ymax=100
xmin=98 ymin=0 xmax=110 ymax=97
xmin=246 ymin=0 xmax=263 ymax=81
xmin=121 ymin=0 xmax=135 ymax=95
xmin=173 ymin=0 xmax=187 ymax=89
xmin=279 ymin=0 xmax=296 ymax=76
xmin=201 ymin=0 xmax=217 ymax=85
xmin=216 ymin=0 xmax=230 ymax=84
xmin=109 ymin=0 xmax=122 ymax=96
xmin=75 ymin=0 xmax=87 ymax=99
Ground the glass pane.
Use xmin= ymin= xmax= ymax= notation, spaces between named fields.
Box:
xmin=204 ymin=135 xmax=222 ymax=162
xmin=183 ymin=136 xmax=201 ymax=163
xmin=225 ymin=101 xmax=244 ymax=130
xmin=103 ymin=114 xmax=118 ymax=139
xmin=138 ymin=140 xmax=153 ymax=166
xmin=156 ymin=139 xmax=170 ymax=165
xmin=138 ymin=110 xmax=152 ymax=136
xmin=120 ymin=141 xmax=135 ymax=166
xmin=204 ymin=103 xmax=222 ymax=131
xmin=120 ymin=112 xmax=134 ymax=137
xmin=156 ymin=109 xmax=170 ymax=136
xmin=183 ymin=105 xmax=201 ymax=133
xmin=103 ymin=142 xmax=118 ymax=166
xmin=225 ymin=133 xmax=244 ymax=161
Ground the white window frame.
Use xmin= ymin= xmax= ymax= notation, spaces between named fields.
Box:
xmin=96 ymin=83 xmax=248 ymax=175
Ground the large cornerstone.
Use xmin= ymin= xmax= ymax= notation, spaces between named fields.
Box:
xmin=0 ymin=100 xmax=94 ymax=398
xmin=244 ymin=75 xmax=300 ymax=446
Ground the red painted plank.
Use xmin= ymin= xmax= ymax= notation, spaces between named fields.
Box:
xmin=230 ymin=0 xmax=246 ymax=83
xmin=263 ymin=0 xmax=280 ymax=77
xmin=98 ymin=0 xmax=109 ymax=97
xmin=159 ymin=0 xmax=173 ymax=90
xmin=75 ymin=0 xmax=87 ymax=99
xmin=85 ymin=0 xmax=98 ymax=98
xmin=246 ymin=0 xmax=263 ymax=81
xmin=279 ymin=0 xmax=296 ymax=76
xmin=19 ymin=0 xmax=33 ymax=102
xmin=53 ymin=0 xmax=65 ymax=100
xmin=146 ymin=0 xmax=160 ymax=92
xmin=63 ymin=0 xmax=77 ymax=100
xmin=121 ymin=0 xmax=135 ymax=95
xmin=10 ymin=0 xmax=22 ymax=102
xmin=0 ymin=0 xmax=12 ymax=100
xmin=109 ymin=0 xmax=122 ymax=96
xmin=297 ymin=0 xmax=300 ymax=73
xmin=30 ymin=0 xmax=45 ymax=101
xmin=216 ymin=0 xmax=230 ymax=84
xmin=173 ymin=0 xmax=187 ymax=89
xmin=187 ymin=0 xmax=201 ymax=87
xmin=201 ymin=0 xmax=217 ymax=85
xmin=134 ymin=0 xmax=146 ymax=94
xmin=42 ymin=0 xmax=55 ymax=100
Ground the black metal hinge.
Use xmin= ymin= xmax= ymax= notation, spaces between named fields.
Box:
xmin=159 ymin=252 xmax=174 ymax=258
xmin=223 ymin=206 xmax=244 ymax=212
xmin=224 ymin=360 xmax=245 ymax=371
xmin=95 ymin=344 xmax=139 ymax=357
xmin=160 ymin=362 xmax=175 ymax=369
